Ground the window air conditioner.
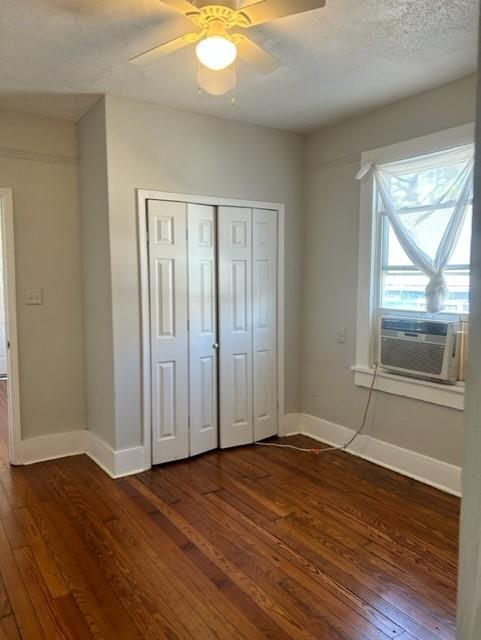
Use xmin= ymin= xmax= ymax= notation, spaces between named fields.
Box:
xmin=379 ymin=317 xmax=461 ymax=384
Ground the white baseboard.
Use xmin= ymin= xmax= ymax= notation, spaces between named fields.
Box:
xmin=281 ymin=413 xmax=303 ymax=437
xmin=21 ymin=430 xmax=86 ymax=465
xmin=285 ymin=413 xmax=461 ymax=497
xmin=85 ymin=431 xmax=147 ymax=478
xmin=21 ymin=430 xmax=148 ymax=479
xmin=20 ymin=417 xmax=461 ymax=495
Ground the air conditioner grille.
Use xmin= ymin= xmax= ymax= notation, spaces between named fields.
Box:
xmin=381 ymin=337 xmax=444 ymax=375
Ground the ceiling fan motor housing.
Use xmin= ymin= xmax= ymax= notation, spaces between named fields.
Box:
xmin=188 ymin=4 xmax=252 ymax=32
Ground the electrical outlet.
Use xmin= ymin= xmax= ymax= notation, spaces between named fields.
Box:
xmin=337 ymin=328 xmax=346 ymax=344
xmin=311 ymin=384 xmax=319 ymax=398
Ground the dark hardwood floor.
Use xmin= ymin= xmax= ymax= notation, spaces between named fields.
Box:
xmin=0 ymin=433 xmax=459 ymax=639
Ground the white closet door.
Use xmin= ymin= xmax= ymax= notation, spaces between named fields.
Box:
xmin=148 ymin=200 xmax=189 ymax=464
xmin=253 ymin=209 xmax=278 ymax=440
xmin=218 ymin=207 xmax=254 ymax=448
xmin=188 ymin=204 xmax=218 ymax=457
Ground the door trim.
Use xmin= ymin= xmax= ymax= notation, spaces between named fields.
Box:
xmin=0 ymin=188 xmax=21 ymax=465
xmin=137 ymin=189 xmax=286 ymax=469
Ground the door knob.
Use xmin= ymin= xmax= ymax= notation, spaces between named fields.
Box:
xmin=213 ymin=343 xmax=219 ymax=350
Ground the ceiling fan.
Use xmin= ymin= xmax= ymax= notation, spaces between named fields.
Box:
xmin=129 ymin=0 xmax=326 ymax=79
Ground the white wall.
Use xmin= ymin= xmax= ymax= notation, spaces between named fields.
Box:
xmin=303 ymin=74 xmax=477 ymax=466
xmin=102 ymin=94 xmax=305 ymax=450
xmin=0 ymin=108 xmax=86 ymax=440
xmin=78 ymin=98 xmax=116 ymax=448
xmin=77 ymin=74 xmax=476 ymax=465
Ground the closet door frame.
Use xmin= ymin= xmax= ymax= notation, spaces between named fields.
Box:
xmin=137 ymin=189 xmax=285 ymax=470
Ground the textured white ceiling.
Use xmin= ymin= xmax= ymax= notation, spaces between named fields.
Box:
xmin=0 ymin=0 xmax=477 ymax=131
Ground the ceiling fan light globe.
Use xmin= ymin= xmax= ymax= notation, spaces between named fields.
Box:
xmin=198 ymin=64 xmax=235 ymax=96
xmin=196 ymin=36 xmax=237 ymax=71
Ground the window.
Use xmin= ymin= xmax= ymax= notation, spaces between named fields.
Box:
xmin=378 ymin=166 xmax=473 ymax=316
xmin=353 ymin=124 xmax=475 ymax=410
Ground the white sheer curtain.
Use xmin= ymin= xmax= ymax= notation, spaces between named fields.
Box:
xmin=359 ymin=144 xmax=474 ymax=313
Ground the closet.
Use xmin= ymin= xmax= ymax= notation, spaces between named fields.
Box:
xmin=147 ymin=199 xmax=279 ymax=465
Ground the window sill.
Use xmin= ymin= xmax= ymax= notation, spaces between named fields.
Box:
xmin=351 ymin=365 xmax=465 ymax=411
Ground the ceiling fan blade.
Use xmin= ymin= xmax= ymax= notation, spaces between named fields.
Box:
xmin=235 ymin=35 xmax=280 ymax=74
xmin=237 ymin=0 xmax=325 ymax=27
xmin=129 ymin=33 xmax=199 ymax=65
xmin=158 ymin=0 xmax=200 ymax=16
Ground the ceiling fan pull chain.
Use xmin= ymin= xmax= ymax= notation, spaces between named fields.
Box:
xmin=231 ymin=61 xmax=237 ymax=106
xmin=197 ymin=59 xmax=203 ymax=98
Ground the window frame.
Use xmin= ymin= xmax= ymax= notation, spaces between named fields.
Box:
xmin=353 ymin=123 xmax=474 ymax=411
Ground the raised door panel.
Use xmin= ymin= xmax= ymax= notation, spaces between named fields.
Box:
xmin=155 ymin=361 xmax=176 ymax=438
xmin=218 ymin=207 xmax=254 ymax=448
xmin=154 ymin=259 xmax=175 ymax=338
xmin=232 ymin=353 xmax=249 ymax=426
xmin=253 ymin=209 xmax=278 ymax=441
xmin=188 ymin=204 xmax=218 ymax=456
xmin=148 ymin=200 xmax=189 ymax=464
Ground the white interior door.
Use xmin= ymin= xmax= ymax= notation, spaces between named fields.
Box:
xmin=188 ymin=204 xmax=218 ymax=457
xmin=218 ymin=207 xmax=254 ymax=448
xmin=148 ymin=200 xmax=189 ymax=464
xmin=253 ymin=209 xmax=278 ymax=440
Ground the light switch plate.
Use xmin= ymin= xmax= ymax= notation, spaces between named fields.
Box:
xmin=25 ymin=288 xmax=43 ymax=305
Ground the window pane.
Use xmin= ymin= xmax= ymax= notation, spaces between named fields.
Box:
xmin=448 ymin=205 xmax=472 ymax=266
xmin=389 ymin=161 xmax=468 ymax=209
xmin=444 ymin=271 xmax=470 ymax=313
xmin=383 ymin=205 xmax=473 ymax=268
xmin=384 ymin=218 xmax=412 ymax=267
xmin=383 ymin=207 xmax=472 ymax=267
xmin=381 ymin=270 xmax=470 ymax=313
xmin=381 ymin=271 xmax=429 ymax=311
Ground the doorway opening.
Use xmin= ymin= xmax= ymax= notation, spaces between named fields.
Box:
xmin=0 ymin=188 xmax=21 ymax=466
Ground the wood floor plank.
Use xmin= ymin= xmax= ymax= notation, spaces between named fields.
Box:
xmin=51 ymin=461 xmax=259 ymax=640
xmin=128 ymin=477 xmax=315 ymax=640
xmin=192 ymin=475 xmax=407 ymax=640
xmin=51 ymin=594 xmax=97 ymax=640
xmin=146 ymin=450 xmax=458 ymax=627
xmin=132 ymin=473 xmax=397 ymax=640
xmin=15 ymin=507 xmax=69 ymax=598
xmin=271 ymin=518 xmax=456 ymax=640
xmin=0 ymin=433 xmax=459 ymax=639
xmin=248 ymin=445 xmax=457 ymax=558
xmin=22 ymin=478 xmax=139 ymax=640
xmin=203 ymin=491 xmax=405 ymax=639
xmin=287 ymin=436 xmax=458 ymax=517
xmin=0 ymin=616 xmax=21 ymax=640
xmin=246 ymin=450 xmax=458 ymax=577
xmin=38 ymin=464 xmax=181 ymax=640
xmin=0 ymin=470 xmax=28 ymax=512
xmin=0 ymin=520 xmax=46 ymax=640
xmin=0 ymin=574 xmax=12 ymax=619
xmin=81 ymin=471 xmax=273 ymax=640
xmin=14 ymin=546 xmax=70 ymax=640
